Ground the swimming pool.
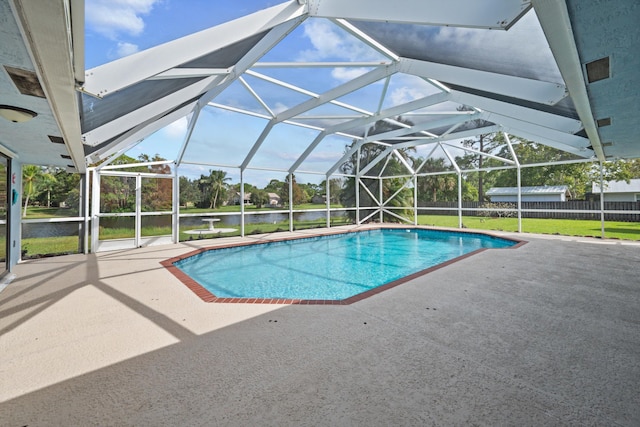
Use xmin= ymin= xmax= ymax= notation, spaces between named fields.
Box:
xmin=165 ymin=228 xmax=520 ymax=304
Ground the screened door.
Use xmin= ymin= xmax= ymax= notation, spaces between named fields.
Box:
xmin=93 ymin=171 xmax=174 ymax=252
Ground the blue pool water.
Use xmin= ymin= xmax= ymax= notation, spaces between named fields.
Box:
xmin=174 ymin=228 xmax=516 ymax=301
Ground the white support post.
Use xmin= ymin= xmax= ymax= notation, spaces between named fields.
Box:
xmin=413 ymin=174 xmax=418 ymax=226
xmin=326 ymin=177 xmax=331 ymax=228
xmin=356 ymin=147 xmax=361 ymax=225
xmin=600 ymin=162 xmax=605 ymax=238
xmin=356 ymin=176 xmax=361 ymax=225
xmin=135 ymin=175 xmax=142 ymax=248
xmin=173 ymin=165 xmax=179 ymax=243
xmin=504 ymin=133 xmax=522 ymax=232
xmin=516 ymin=161 xmax=522 ymax=233
xmin=240 ymin=170 xmax=245 ymax=237
xmin=82 ymin=172 xmax=90 ymax=254
xmin=288 ymin=173 xmax=294 ymax=232
xmin=440 ymin=144 xmax=463 ymax=229
xmin=457 ymin=172 xmax=463 ymax=229
xmin=379 ymin=178 xmax=383 ymax=223
xmin=90 ymin=169 xmax=100 ymax=253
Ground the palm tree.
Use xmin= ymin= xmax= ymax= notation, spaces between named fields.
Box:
xmin=22 ymin=166 xmax=60 ymax=215
xmin=39 ymin=168 xmax=58 ymax=208
xmin=22 ymin=165 xmax=42 ymax=217
xmin=200 ymin=170 xmax=231 ymax=209
xmin=419 ymin=158 xmax=457 ymax=202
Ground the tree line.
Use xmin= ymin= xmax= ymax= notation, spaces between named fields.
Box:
xmin=21 ymin=122 xmax=640 ymax=219
xmin=338 ymin=116 xmax=640 ymax=221
xmin=179 ymin=172 xmax=343 ymax=209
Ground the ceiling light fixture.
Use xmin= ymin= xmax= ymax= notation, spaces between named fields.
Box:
xmin=0 ymin=105 xmax=37 ymax=123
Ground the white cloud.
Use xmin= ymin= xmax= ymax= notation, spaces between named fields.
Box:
xmin=297 ymin=19 xmax=382 ymax=62
xmin=390 ymin=86 xmax=420 ymax=105
xmin=115 ymin=42 xmax=139 ymax=58
xmin=430 ymin=12 xmax=561 ymax=82
xmin=386 ymin=74 xmax=441 ymax=107
xmin=272 ymin=102 xmax=289 ymax=114
xmin=161 ymin=116 xmax=188 ymax=139
xmin=330 ymin=67 xmax=370 ymax=83
xmin=305 ymin=151 xmax=343 ymax=162
xmin=86 ymin=0 xmax=160 ymax=40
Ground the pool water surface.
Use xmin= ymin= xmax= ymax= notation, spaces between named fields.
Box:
xmin=168 ymin=228 xmax=519 ymax=303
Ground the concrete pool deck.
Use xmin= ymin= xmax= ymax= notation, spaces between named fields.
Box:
xmin=1 ymin=225 xmax=639 ymax=425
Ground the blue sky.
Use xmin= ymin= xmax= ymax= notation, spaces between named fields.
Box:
xmin=83 ymin=0 xmax=424 ymax=186
xmin=83 ymin=1 xmax=544 ymax=187
xmin=85 ymin=0 xmax=288 ymax=68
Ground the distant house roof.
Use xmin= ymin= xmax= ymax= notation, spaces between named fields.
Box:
xmin=486 ymin=185 xmax=569 ymax=196
xmin=592 ymin=179 xmax=640 ymax=193
xmin=268 ymin=193 xmax=280 ymax=199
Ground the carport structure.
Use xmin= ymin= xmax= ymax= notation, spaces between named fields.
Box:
xmin=2 ymin=0 xmax=639 ymax=260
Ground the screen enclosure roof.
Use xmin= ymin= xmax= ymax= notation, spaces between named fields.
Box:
xmin=2 ymin=0 xmax=639 ymax=174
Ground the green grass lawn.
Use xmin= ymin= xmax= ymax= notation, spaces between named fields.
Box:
xmin=179 ymin=203 xmax=340 ymax=214
xmin=417 ymin=215 xmax=640 ymax=240
xmin=21 ymin=217 xmax=353 ymax=258
xmin=22 ymin=204 xmax=339 ymax=218
xmin=19 ymin=210 xmax=640 ymax=258
xmin=23 ymin=206 xmax=79 ymax=219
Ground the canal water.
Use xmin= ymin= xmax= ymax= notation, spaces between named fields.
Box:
xmin=22 ymin=210 xmax=347 ymax=238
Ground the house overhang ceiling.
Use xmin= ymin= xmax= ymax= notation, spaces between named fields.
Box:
xmin=0 ymin=0 xmax=85 ymax=172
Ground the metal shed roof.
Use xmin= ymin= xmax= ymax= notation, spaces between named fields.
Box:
xmin=592 ymin=179 xmax=640 ymax=194
xmin=487 ymin=185 xmax=570 ymax=196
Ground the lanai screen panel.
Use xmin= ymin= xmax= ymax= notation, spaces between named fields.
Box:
xmin=79 ymin=32 xmax=271 ymax=136
xmin=349 ymin=10 xmax=562 ymax=83
xmin=79 ymin=78 xmax=204 ymax=133
xmin=77 ymin=0 xmax=620 ymax=176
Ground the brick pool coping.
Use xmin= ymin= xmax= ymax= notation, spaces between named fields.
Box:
xmin=160 ymin=226 xmax=526 ymax=305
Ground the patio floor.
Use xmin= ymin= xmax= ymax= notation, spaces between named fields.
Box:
xmin=1 ymin=225 xmax=639 ymax=426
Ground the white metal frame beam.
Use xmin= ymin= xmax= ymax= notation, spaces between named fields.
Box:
xmin=83 ymin=16 xmax=304 ymax=150
xmin=449 ymin=90 xmax=583 ymax=134
xmin=440 ymin=142 xmax=516 ymax=165
xmin=82 ymin=75 xmax=225 ymax=147
xmin=325 ymin=92 xmax=453 ymax=175
xmin=148 ymin=68 xmax=230 ymax=80
xmin=400 ymin=58 xmax=567 ymax=105
xmin=80 ymin=1 xmax=307 ymax=97
xmin=274 ymin=63 xmax=399 ymax=123
xmin=331 ymin=19 xmax=400 ymax=61
xmin=386 ymin=124 xmax=502 ymax=152
xmin=196 ymin=18 xmax=306 ymax=108
xmin=482 ymin=111 xmax=593 ymax=157
xmin=307 ymin=0 xmax=531 ymax=30
xmin=87 ymin=101 xmax=197 ymax=164
xmin=244 ymin=66 xmax=437 ymax=172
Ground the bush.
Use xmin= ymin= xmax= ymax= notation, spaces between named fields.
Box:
xmin=479 ymin=202 xmax=516 ymax=218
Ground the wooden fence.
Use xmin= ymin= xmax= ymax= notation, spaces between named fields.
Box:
xmin=417 ymin=201 xmax=640 ymax=221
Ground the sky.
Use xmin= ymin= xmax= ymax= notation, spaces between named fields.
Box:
xmin=83 ymin=1 xmax=546 ymax=187
xmin=83 ymin=0 xmax=419 ymax=186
